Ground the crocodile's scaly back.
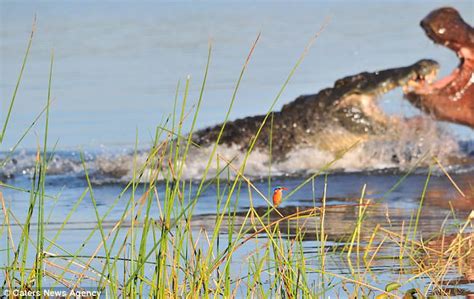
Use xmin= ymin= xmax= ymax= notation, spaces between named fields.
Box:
xmin=192 ymin=59 xmax=439 ymax=159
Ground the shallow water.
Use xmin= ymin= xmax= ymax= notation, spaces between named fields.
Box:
xmin=1 ymin=1 xmax=474 ymax=296
xmin=2 ymin=167 xmax=474 ymax=295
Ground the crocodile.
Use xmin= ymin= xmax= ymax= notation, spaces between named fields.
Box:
xmin=193 ymin=59 xmax=439 ymax=159
xmin=404 ymin=7 xmax=474 ymax=128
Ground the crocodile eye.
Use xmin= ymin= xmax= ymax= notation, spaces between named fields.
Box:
xmin=438 ymin=28 xmax=446 ymax=34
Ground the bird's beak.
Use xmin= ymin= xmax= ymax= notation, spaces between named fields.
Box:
xmin=282 ymin=187 xmax=288 ymax=190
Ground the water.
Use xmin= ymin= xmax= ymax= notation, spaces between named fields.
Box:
xmin=1 ymin=1 xmax=473 ymax=149
xmin=2 ymin=169 xmax=473 ymax=295
xmin=1 ymin=1 xmax=474 ymax=296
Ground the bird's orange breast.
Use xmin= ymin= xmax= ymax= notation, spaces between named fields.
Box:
xmin=273 ymin=190 xmax=283 ymax=206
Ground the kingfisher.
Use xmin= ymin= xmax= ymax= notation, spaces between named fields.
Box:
xmin=272 ymin=186 xmax=288 ymax=207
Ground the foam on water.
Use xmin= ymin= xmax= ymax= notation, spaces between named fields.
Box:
xmin=2 ymin=116 xmax=472 ymax=184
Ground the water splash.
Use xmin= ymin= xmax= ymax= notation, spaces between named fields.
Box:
xmin=1 ymin=117 xmax=472 ymax=184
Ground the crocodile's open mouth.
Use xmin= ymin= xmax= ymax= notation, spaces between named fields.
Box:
xmin=402 ymin=60 xmax=440 ymax=93
xmin=408 ymin=58 xmax=472 ymax=96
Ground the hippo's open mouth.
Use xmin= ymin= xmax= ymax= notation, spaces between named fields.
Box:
xmin=403 ymin=7 xmax=474 ymax=127
xmin=406 ymin=8 xmax=473 ymax=95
